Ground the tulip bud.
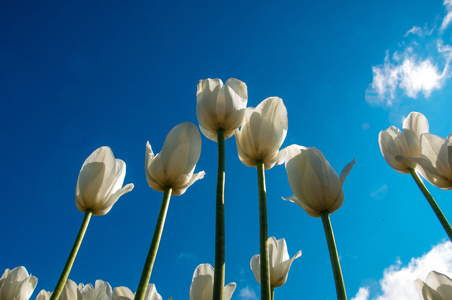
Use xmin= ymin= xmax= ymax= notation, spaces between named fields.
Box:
xmin=196 ymin=78 xmax=248 ymax=142
xmin=75 ymin=146 xmax=134 ymax=216
xmin=235 ymin=97 xmax=288 ymax=170
xmin=283 ymin=145 xmax=355 ymax=217
xmin=189 ymin=264 xmax=236 ymax=300
xmin=250 ymin=237 xmax=301 ymax=288
xmin=145 ymin=122 xmax=205 ymax=196
xmin=378 ymin=112 xmax=429 ymax=173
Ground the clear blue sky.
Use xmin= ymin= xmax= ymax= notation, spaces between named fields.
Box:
xmin=2 ymin=0 xmax=452 ymax=299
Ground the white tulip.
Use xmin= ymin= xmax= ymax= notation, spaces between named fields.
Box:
xmin=78 ymin=280 xmax=112 ymax=300
xmin=189 ymin=264 xmax=236 ymax=300
xmin=196 ymin=78 xmax=248 ymax=141
xmin=379 ymin=112 xmax=429 ymax=173
xmin=283 ymin=145 xmax=355 ymax=217
xmin=112 ymin=284 xmax=163 ymax=300
xmin=235 ymin=97 xmax=288 ymax=170
xmin=401 ymin=133 xmax=452 ymax=190
xmin=145 ymin=122 xmax=205 ymax=196
xmin=250 ymin=237 xmax=301 ymax=288
xmin=415 ymin=271 xmax=452 ymax=300
xmin=0 ymin=266 xmax=37 ymax=300
xmin=75 ymin=146 xmax=134 ymax=216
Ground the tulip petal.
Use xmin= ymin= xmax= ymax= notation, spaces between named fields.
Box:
xmin=403 ymin=111 xmax=429 ymax=135
xmin=339 ymin=158 xmax=356 ymax=185
xmin=113 ymin=286 xmax=134 ymax=300
xmin=250 ymin=254 xmax=261 ymax=284
xmin=223 ymin=282 xmax=237 ymax=300
xmin=172 ymin=170 xmax=206 ymax=196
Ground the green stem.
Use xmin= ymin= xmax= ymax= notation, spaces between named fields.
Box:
xmin=408 ymin=168 xmax=452 ymax=241
xmin=213 ymin=128 xmax=225 ymax=300
xmin=271 ymin=287 xmax=274 ymax=300
xmin=257 ymin=160 xmax=270 ymax=300
xmin=135 ymin=186 xmax=172 ymax=300
xmin=50 ymin=209 xmax=92 ymax=300
xmin=320 ymin=211 xmax=347 ymax=300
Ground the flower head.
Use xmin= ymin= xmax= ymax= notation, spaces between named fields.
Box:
xmin=379 ymin=111 xmax=429 ymax=173
xmin=78 ymin=280 xmax=112 ymax=300
xmin=415 ymin=270 xmax=452 ymax=300
xmin=189 ymin=264 xmax=236 ymax=300
xmin=402 ymin=133 xmax=452 ymax=190
xmin=0 ymin=266 xmax=37 ymax=300
xmin=145 ymin=122 xmax=205 ymax=196
xmin=283 ymin=145 xmax=355 ymax=218
xmin=196 ymin=78 xmax=248 ymax=141
xmin=75 ymin=146 xmax=134 ymax=216
xmin=235 ymin=97 xmax=288 ymax=170
xmin=250 ymin=237 xmax=301 ymax=288
xmin=113 ymin=284 xmax=163 ymax=300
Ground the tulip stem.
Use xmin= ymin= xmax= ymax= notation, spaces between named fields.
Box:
xmin=50 ymin=209 xmax=92 ymax=300
xmin=408 ymin=168 xmax=452 ymax=241
xmin=271 ymin=287 xmax=274 ymax=300
xmin=256 ymin=160 xmax=271 ymax=300
xmin=320 ymin=211 xmax=347 ymax=300
xmin=213 ymin=128 xmax=226 ymax=300
xmin=135 ymin=186 xmax=173 ymax=300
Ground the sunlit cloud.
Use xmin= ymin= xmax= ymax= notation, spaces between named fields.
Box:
xmin=351 ymin=241 xmax=452 ymax=300
xmin=351 ymin=287 xmax=370 ymax=300
xmin=238 ymin=286 xmax=258 ymax=300
xmin=366 ymin=1 xmax=452 ymax=106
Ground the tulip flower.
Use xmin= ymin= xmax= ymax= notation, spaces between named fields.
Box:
xmin=189 ymin=264 xmax=236 ymax=300
xmin=404 ymin=133 xmax=452 ymax=190
xmin=51 ymin=147 xmax=134 ymax=300
xmin=250 ymin=237 xmax=301 ymax=298
xmin=283 ymin=145 xmax=354 ymax=300
xmin=76 ymin=146 xmax=134 ymax=215
xmin=145 ymin=122 xmax=205 ymax=196
xmin=283 ymin=145 xmax=355 ymax=218
xmin=113 ymin=284 xmax=169 ymax=300
xmin=378 ymin=111 xmax=429 ymax=173
xmin=196 ymin=78 xmax=248 ymax=142
xmin=196 ymin=78 xmax=247 ymax=300
xmin=0 ymin=266 xmax=37 ymax=300
xmin=77 ymin=280 xmax=112 ymax=300
xmin=136 ymin=122 xmax=204 ymax=300
xmin=415 ymin=271 xmax=452 ymax=300
xmin=235 ymin=97 xmax=288 ymax=170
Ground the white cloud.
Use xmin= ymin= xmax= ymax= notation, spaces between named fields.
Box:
xmin=352 ymin=241 xmax=452 ymax=300
xmin=367 ymin=1 xmax=452 ymax=106
xmin=176 ymin=252 xmax=198 ymax=265
xmin=440 ymin=0 xmax=452 ymax=31
xmin=238 ymin=286 xmax=258 ymax=300
xmin=351 ymin=287 xmax=370 ymax=300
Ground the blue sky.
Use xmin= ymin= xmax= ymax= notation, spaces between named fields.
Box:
xmin=2 ymin=0 xmax=452 ymax=299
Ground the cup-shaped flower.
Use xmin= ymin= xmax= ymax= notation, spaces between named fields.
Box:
xmin=415 ymin=271 xmax=452 ymax=300
xmin=400 ymin=133 xmax=452 ymax=190
xmin=113 ymin=284 xmax=163 ymax=300
xmin=250 ymin=237 xmax=301 ymax=288
xmin=283 ymin=145 xmax=355 ymax=218
xmin=36 ymin=279 xmax=80 ymax=300
xmin=379 ymin=111 xmax=429 ymax=173
xmin=78 ymin=280 xmax=112 ymax=300
xmin=75 ymin=146 xmax=134 ymax=216
xmin=235 ymin=97 xmax=288 ymax=170
xmin=145 ymin=122 xmax=205 ymax=196
xmin=0 ymin=266 xmax=37 ymax=300
xmin=189 ymin=264 xmax=236 ymax=300
xmin=196 ymin=78 xmax=248 ymax=141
